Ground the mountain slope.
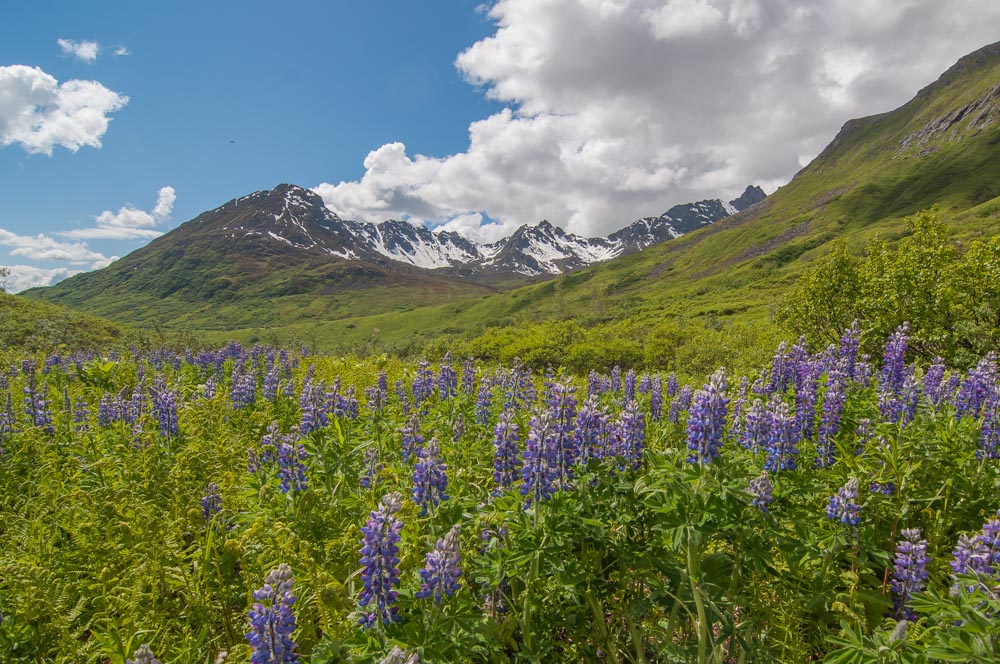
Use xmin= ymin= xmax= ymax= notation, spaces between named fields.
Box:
xmin=23 ymin=185 xmax=501 ymax=330
xmin=25 ymin=176 xmax=763 ymax=329
xmin=215 ymin=41 xmax=1000 ymax=354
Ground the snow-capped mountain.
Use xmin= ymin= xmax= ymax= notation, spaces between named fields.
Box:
xmin=212 ymin=183 xmax=765 ymax=278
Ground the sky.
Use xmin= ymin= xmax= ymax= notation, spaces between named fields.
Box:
xmin=1 ymin=1 xmax=999 ymax=292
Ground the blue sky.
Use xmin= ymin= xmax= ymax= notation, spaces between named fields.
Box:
xmin=2 ymin=0 xmax=999 ymax=291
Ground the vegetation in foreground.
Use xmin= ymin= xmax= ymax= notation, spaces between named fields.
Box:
xmin=1 ymin=321 xmax=999 ymax=663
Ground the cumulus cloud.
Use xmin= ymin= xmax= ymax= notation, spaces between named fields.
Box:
xmin=57 ymin=38 xmax=100 ymax=63
xmin=0 ymin=65 xmax=128 ymax=155
xmin=314 ymin=0 xmax=1000 ymax=238
xmin=61 ymin=186 xmax=175 ymax=240
xmin=1 ymin=264 xmax=81 ymax=292
xmin=0 ymin=228 xmax=112 ymax=267
xmin=114 ymin=46 xmax=130 ymax=57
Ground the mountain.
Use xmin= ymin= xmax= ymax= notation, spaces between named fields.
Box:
xmin=204 ymin=41 xmax=1000 ymax=355
xmin=24 ymin=179 xmax=763 ymax=328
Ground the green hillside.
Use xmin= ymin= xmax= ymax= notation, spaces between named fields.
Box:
xmin=209 ymin=42 xmax=1000 ymax=362
xmin=0 ymin=291 xmax=141 ymax=353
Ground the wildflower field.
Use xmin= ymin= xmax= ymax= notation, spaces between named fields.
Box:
xmin=1 ymin=324 xmax=999 ymax=663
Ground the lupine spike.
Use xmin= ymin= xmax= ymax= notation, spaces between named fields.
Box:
xmin=359 ymin=493 xmax=404 ymax=627
xmin=891 ymin=528 xmax=929 ymax=620
xmin=826 ymin=478 xmax=861 ymax=527
xmin=412 ymin=438 xmax=448 ymax=515
xmin=246 ymin=563 xmax=299 ymax=663
xmin=415 ymin=523 xmax=463 ymax=603
xmin=685 ymin=369 xmax=729 ymax=465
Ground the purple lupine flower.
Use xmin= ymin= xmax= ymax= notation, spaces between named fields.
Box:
xmin=880 ymin=323 xmax=910 ymax=396
xmin=365 ymin=383 xmax=387 ymax=414
xmin=638 ymin=373 xmax=652 ymax=394
xmin=955 ymin=353 xmax=998 ymax=419
xmin=892 ymin=528 xmax=929 ymax=620
xmin=610 ymin=366 xmax=622 ymax=393
xmin=728 ymin=377 xmax=750 ymax=444
xmin=360 ymin=448 xmax=383 ymax=489
xmin=748 ymin=471 xmax=773 ymax=513
xmin=412 ymin=438 xmax=448 ymax=515
xmin=575 ymin=395 xmax=610 ymax=462
xmin=686 ymin=369 xmax=729 ymax=465
xmin=855 ymin=418 xmax=874 ymax=454
xmin=546 ymin=381 xmax=578 ymax=485
xmin=461 ymin=358 xmax=477 ymax=395
xmin=922 ymin=357 xmax=948 ymax=409
xmin=948 ymin=511 xmax=1000 ymax=596
xmin=839 ymin=320 xmax=861 ymax=380
xmin=263 ymin=365 xmax=280 ymax=402
xmin=201 ymin=482 xmax=222 ymax=521
xmin=624 ymin=369 xmax=637 ymax=402
xmin=587 ymin=370 xmax=601 ymax=398
xmin=769 ymin=342 xmax=795 ymax=394
xmin=246 ymin=563 xmax=299 ymax=663
xmin=521 ymin=411 xmax=558 ymax=507
xmin=826 ymin=478 xmax=861 ymax=527
xmin=412 ymin=360 xmax=434 ymax=408
xmin=794 ymin=359 xmax=819 ymax=442
xmin=868 ymin=480 xmax=895 ymax=495
xmin=492 ymin=410 xmax=521 ymax=494
xmin=203 ymin=376 xmax=219 ymax=400
xmin=73 ymin=398 xmax=89 ymax=432
xmin=665 ymin=372 xmax=679 ymax=398
xmin=816 ymin=369 xmax=847 ymax=468
xmin=438 ymin=354 xmax=457 ymax=399
xmin=475 ymin=375 xmax=494 ymax=425
xmin=741 ymin=399 xmax=767 ymax=452
xmin=261 ymin=427 xmax=309 ymax=495
xmin=231 ymin=368 xmax=257 ymax=410
xmin=401 ymin=414 xmax=424 ymax=463
xmin=151 ymin=378 xmax=179 ymax=438
xmin=126 ymin=644 xmax=162 ymax=664
xmin=416 ymin=523 xmax=463 ymax=603
xmin=898 ymin=374 xmax=921 ymax=427
xmin=669 ymin=385 xmax=693 ymax=424
xmin=614 ymin=400 xmax=646 ymax=470
xmin=22 ymin=384 xmax=53 ymax=433
xmin=978 ymin=390 xmax=1000 ymax=461
xmin=650 ymin=375 xmax=663 ymax=420
xmin=394 ymin=379 xmax=410 ymax=416
xmin=505 ymin=358 xmax=536 ymax=410
xmin=359 ymin=493 xmax=404 ymax=627
xmin=97 ymin=394 xmax=119 ymax=426
xmin=764 ymin=396 xmax=798 ymax=472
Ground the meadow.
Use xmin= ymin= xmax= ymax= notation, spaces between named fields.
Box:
xmin=1 ymin=322 xmax=998 ymax=663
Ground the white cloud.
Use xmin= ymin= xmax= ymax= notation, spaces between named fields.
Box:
xmin=114 ymin=46 xmax=130 ymax=57
xmin=644 ymin=0 xmax=726 ymax=40
xmin=0 ymin=228 xmax=112 ymax=267
xmin=434 ymin=213 xmax=520 ymax=244
xmin=57 ymin=38 xmax=100 ymax=63
xmin=1 ymin=264 xmax=81 ymax=292
xmin=61 ymin=186 xmax=174 ymax=240
xmin=315 ymin=0 xmax=1000 ymax=239
xmin=0 ymin=65 xmax=128 ymax=155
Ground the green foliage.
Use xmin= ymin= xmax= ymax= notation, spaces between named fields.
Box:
xmin=779 ymin=210 xmax=1000 ymax=366
xmin=1 ymin=335 xmax=999 ymax=662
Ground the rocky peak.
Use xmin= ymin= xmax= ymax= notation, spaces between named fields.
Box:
xmin=729 ymin=185 xmax=767 ymax=211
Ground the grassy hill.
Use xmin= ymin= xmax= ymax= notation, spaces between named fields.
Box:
xmin=0 ymin=291 xmax=143 ymax=353
xmin=205 ymin=42 xmax=1000 ymax=364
